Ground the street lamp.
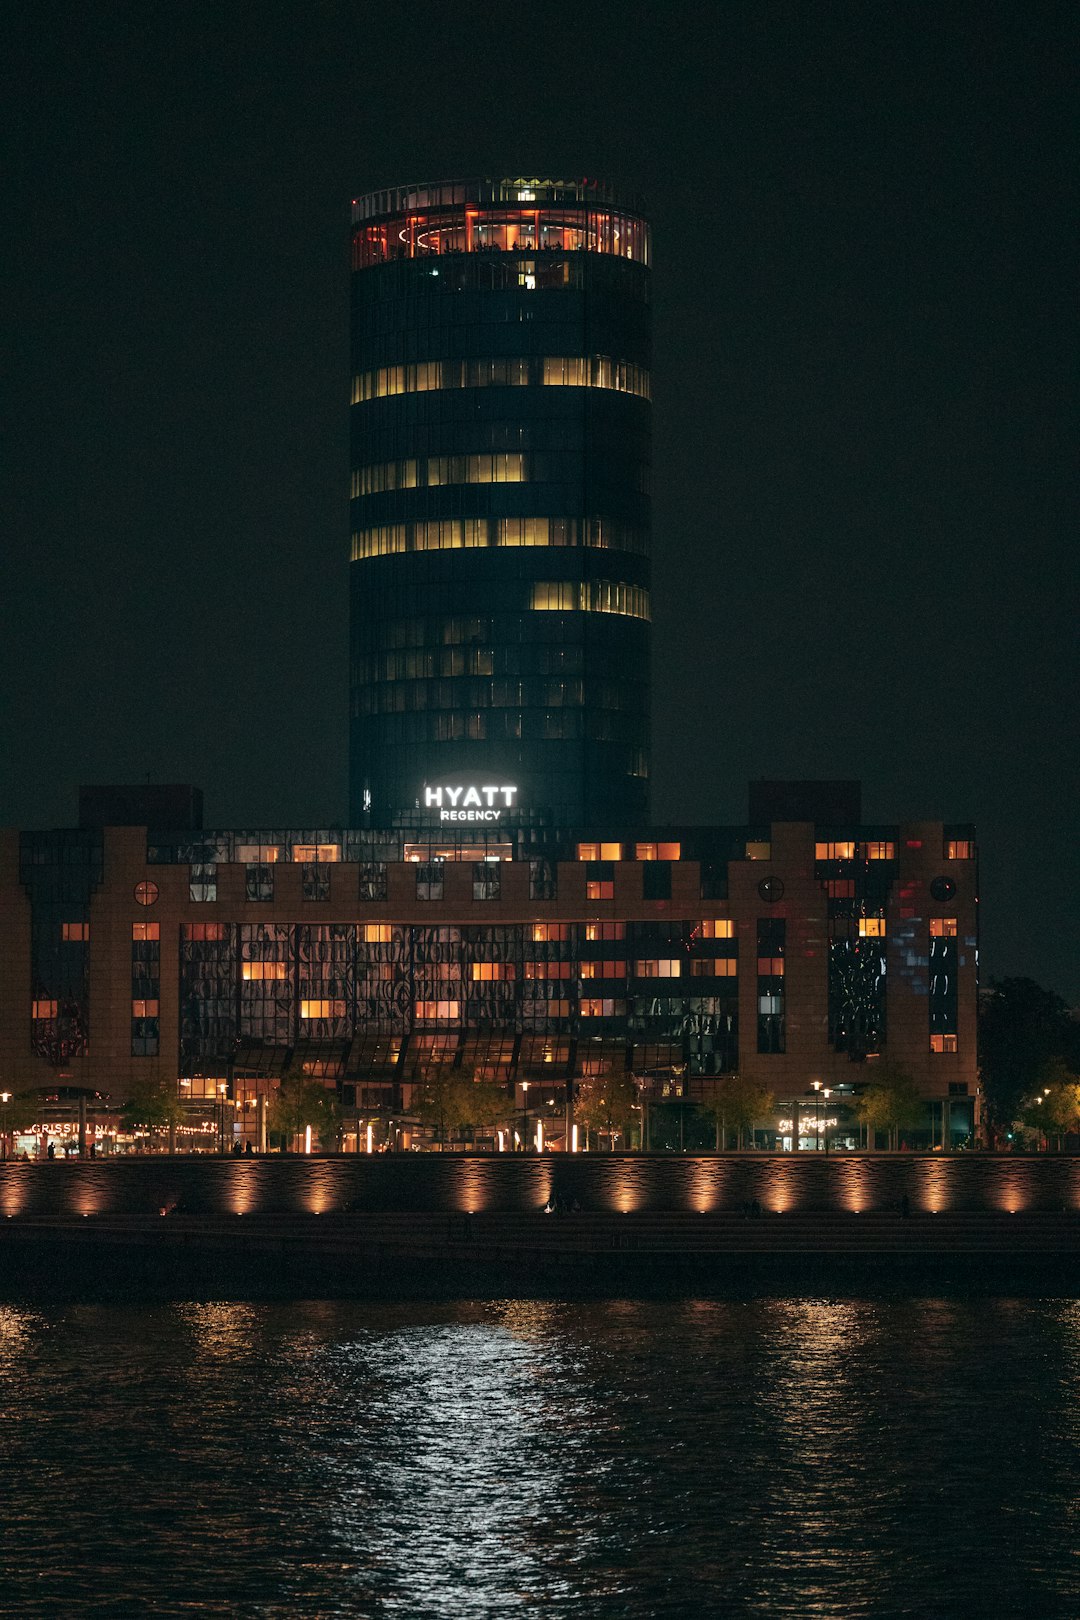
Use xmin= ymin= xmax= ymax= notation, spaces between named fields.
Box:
xmin=811 ymin=1080 xmax=822 ymax=1152
xmin=520 ymin=1081 xmax=530 ymax=1152
xmin=0 ymin=1092 xmax=10 ymax=1160
xmin=823 ymin=1088 xmax=832 ymax=1154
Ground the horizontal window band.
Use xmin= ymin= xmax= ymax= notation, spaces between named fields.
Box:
xmin=351 ymin=355 xmax=650 ymax=404
xmin=351 ymin=516 xmax=650 ymax=561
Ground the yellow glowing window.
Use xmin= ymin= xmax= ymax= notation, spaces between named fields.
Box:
xmin=947 ymin=840 xmax=974 ymax=860
xmin=864 ymin=842 xmax=896 ymax=860
xmin=291 ymin=844 xmax=340 ymax=863
xmin=32 ymin=999 xmax=58 ymax=1019
xmin=530 ymin=581 xmax=651 ymax=620
xmin=745 ymin=842 xmax=771 ymax=861
xmin=185 ymin=922 xmax=227 ymax=942
xmin=634 ymin=841 xmax=681 ymax=861
xmin=690 ymin=959 xmax=737 ymax=977
xmin=577 ymin=843 xmax=599 ymax=861
xmin=930 ymin=1033 xmax=958 ymax=1053
xmin=757 ymin=956 xmax=785 ymax=975
xmin=351 ymin=459 xmax=419 ymax=497
xmin=350 ymin=524 xmax=408 ymax=561
xmin=414 ymin=1000 xmax=460 ymax=1020
xmin=524 ymin=962 xmax=573 ymax=980
xmin=531 ymin=923 xmax=571 ymax=942
xmin=363 ymin=924 xmax=393 ymax=943
xmin=242 ymin=962 xmax=288 ymax=981
xmin=300 ymin=999 xmax=347 ymax=1019
xmin=579 ymin=961 xmax=626 ymax=978
xmin=131 ymin=998 xmax=159 ymax=1018
xmin=413 ymin=518 xmax=488 ymax=552
xmin=427 ymin=453 xmax=526 ymax=486
xmin=472 ymin=962 xmax=513 ymax=981
xmin=815 ymin=842 xmax=856 ymax=861
xmin=580 ymin=998 xmax=626 ymax=1017
xmin=698 ymin=919 xmax=735 ymax=939
xmin=61 ymin=922 xmax=89 ymax=941
xmin=132 ymin=922 xmax=160 ymax=941
xmin=236 ymin=844 xmax=281 ymax=864
xmin=586 ymin=880 xmax=614 ymax=900
xmin=858 ymin=918 xmax=886 ymax=937
xmin=542 ymin=355 xmax=651 ymax=398
xmin=930 ymin=918 xmax=958 ymax=937
xmin=584 ymin=923 xmax=626 ymax=941
xmin=635 ymin=959 xmax=681 ymax=978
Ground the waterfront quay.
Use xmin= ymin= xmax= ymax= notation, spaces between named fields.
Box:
xmin=1 ymin=1154 xmax=1078 ymax=1295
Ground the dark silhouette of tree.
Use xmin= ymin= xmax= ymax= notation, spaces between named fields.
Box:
xmin=979 ymin=978 xmax=1074 ymax=1133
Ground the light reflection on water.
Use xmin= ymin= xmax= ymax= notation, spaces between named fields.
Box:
xmin=0 ymin=1297 xmax=1079 ymax=1617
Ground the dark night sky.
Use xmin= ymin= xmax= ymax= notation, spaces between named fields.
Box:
xmin=2 ymin=2 xmax=1076 ymax=995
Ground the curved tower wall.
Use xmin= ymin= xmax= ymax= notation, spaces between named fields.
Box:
xmin=348 ymin=178 xmax=651 ymax=826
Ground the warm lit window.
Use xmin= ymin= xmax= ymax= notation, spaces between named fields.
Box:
xmin=362 ymin=924 xmax=393 ymax=943
xmin=542 ymin=355 xmax=650 ymax=398
xmin=757 ymin=956 xmax=785 ymax=975
xmin=584 ymin=922 xmax=626 ymax=941
xmin=351 ymin=458 xmax=418 ymax=497
xmin=413 ymin=518 xmax=487 ymax=552
xmin=350 ymin=524 xmax=408 ymax=560
xmin=32 ymin=1000 xmax=58 ymax=1019
xmin=864 ymin=842 xmax=896 ymax=860
xmin=524 ymin=962 xmax=573 ymax=980
xmin=291 ymin=844 xmax=340 ymax=863
xmin=300 ymin=999 xmax=347 ymax=1019
xmin=131 ymin=999 xmax=159 ymax=1018
xmin=580 ymin=998 xmax=626 ymax=1017
xmin=690 ymin=959 xmax=737 ymax=976
xmin=414 ymin=1000 xmax=460 ymax=1021
xmin=815 ymin=842 xmax=856 ymax=861
xmin=635 ymin=841 xmax=681 ymax=861
xmin=858 ymin=917 xmax=886 ymax=937
xmin=586 ymin=880 xmax=614 ymax=900
xmin=930 ymin=918 xmax=958 ymax=937
xmin=579 ymin=961 xmax=626 ymax=978
xmin=745 ymin=842 xmax=771 ymax=861
xmin=185 ymin=922 xmax=227 ymax=942
xmin=61 ymin=922 xmax=89 ymax=941
xmin=236 ymin=844 xmax=281 ymax=864
xmin=132 ymin=922 xmax=160 ymax=942
xmin=825 ymin=880 xmax=856 ymax=899
xmin=530 ymin=581 xmax=650 ymax=620
xmin=947 ymin=840 xmax=974 ymax=860
xmin=428 ymin=452 xmax=526 ymax=485
xmin=931 ymin=1034 xmax=958 ymax=1053
xmin=531 ymin=923 xmax=570 ymax=942
xmin=242 ymin=962 xmax=288 ymax=981
xmin=577 ymin=843 xmax=599 ymax=861
xmin=134 ymin=881 xmax=159 ymax=906
xmin=697 ymin=919 xmax=735 ymax=939
xmin=471 ymin=962 xmax=513 ymax=981
xmin=635 ymin=959 xmax=681 ymax=978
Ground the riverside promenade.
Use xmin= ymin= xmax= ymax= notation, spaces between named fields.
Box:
xmin=0 ymin=1154 xmax=1078 ymax=1295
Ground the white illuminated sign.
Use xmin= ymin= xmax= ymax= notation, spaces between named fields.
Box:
xmin=423 ymin=784 xmax=518 ymax=822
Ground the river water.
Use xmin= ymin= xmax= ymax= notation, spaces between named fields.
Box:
xmin=1 ymin=1295 xmax=1077 ymax=1617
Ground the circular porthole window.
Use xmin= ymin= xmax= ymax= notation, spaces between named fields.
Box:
xmin=929 ymin=877 xmax=956 ymax=902
xmin=758 ymin=877 xmax=785 ymax=903
xmin=134 ymin=880 xmax=159 ymax=907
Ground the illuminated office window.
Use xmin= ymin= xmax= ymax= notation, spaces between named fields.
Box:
xmin=947 ymin=840 xmax=974 ymax=860
xmin=757 ymin=956 xmax=785 ymax=975
xmin=864 ymin=841 xmax=896 ymax=860
xmin=414 ymin=1000 xmax=460 ymax=1021
xmin=635 ymin=959 xmax=681 ymax=978
xmin=579 ymin=961 xmax=626 ymax=978
xmin=242 ymin=962 xmax=288 ymax=982
xmin=471 ymin=962 xmax=513 ymax=981
xmin=530 ymin=581 xmax=650 ymax=620
xmin=744 ymin=842 xmax=770 ymax=861
xmin=32 ymin=999 xmax=58 ymax=1019
xmin=586 ymin=881 xmax=614 ymax=900
xmin=635 ymin=842 xmax=681 ymax=861
xmin=858 ymin=917 xmax=886 ymax=938
xmin=300 ymin=999 xmax=347 ymax=1020
xmin=531 ymin=923 xmax=570 ymax=942
xmin=131 ymin=999 xmax=159 ymax=1018
xmin=815 ymin=842 xmax=857 ymax=861
xmin=351 ymin=459 xmax=419 ymax=497
xmin=350 ymin=525 xmax=407 ymax=561
xmin=930 ymin=918 xmax=958 ymax=937
xmin=132 ymin=922 xmax=160 ymax=941
xmin=427 ymin=453 xmax=526 ymax=485
xmin=292 ymin=844 xmax=340 ymax=863
xmin=185 ymin=922 xmax=227 ymax=942
xmin=236 ymin=844 xmax=281 ymax=864
xmin=584 ymin=923 xmax=626 ymax=941
xmin=580 ymin=998 xmax=625 ymax=1017
xmin=930 ymin=1033 xmax=958 ymax=1053
xmin=524 ymin=962 xmax=573 ymax=980
xmin=61 ymin=922 xmax=89 ymax=941
xmin=363 ymin=924 xmax=393 ymax=943
xmin=690 ymin=959 xmax=737 ymax=977
xmin=697 ymin=920 xmax=735 ymax=939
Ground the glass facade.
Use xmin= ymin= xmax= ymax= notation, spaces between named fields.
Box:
xmin=349 ymin=177 xmax=651 ymax=826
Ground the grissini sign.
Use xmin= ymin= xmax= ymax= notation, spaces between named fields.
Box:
xmin=424 ymin=784 xmax=519 ymax=822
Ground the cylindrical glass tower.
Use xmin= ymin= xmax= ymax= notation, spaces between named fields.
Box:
xmin=348 ymin=177 xmax=651 ymax=826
